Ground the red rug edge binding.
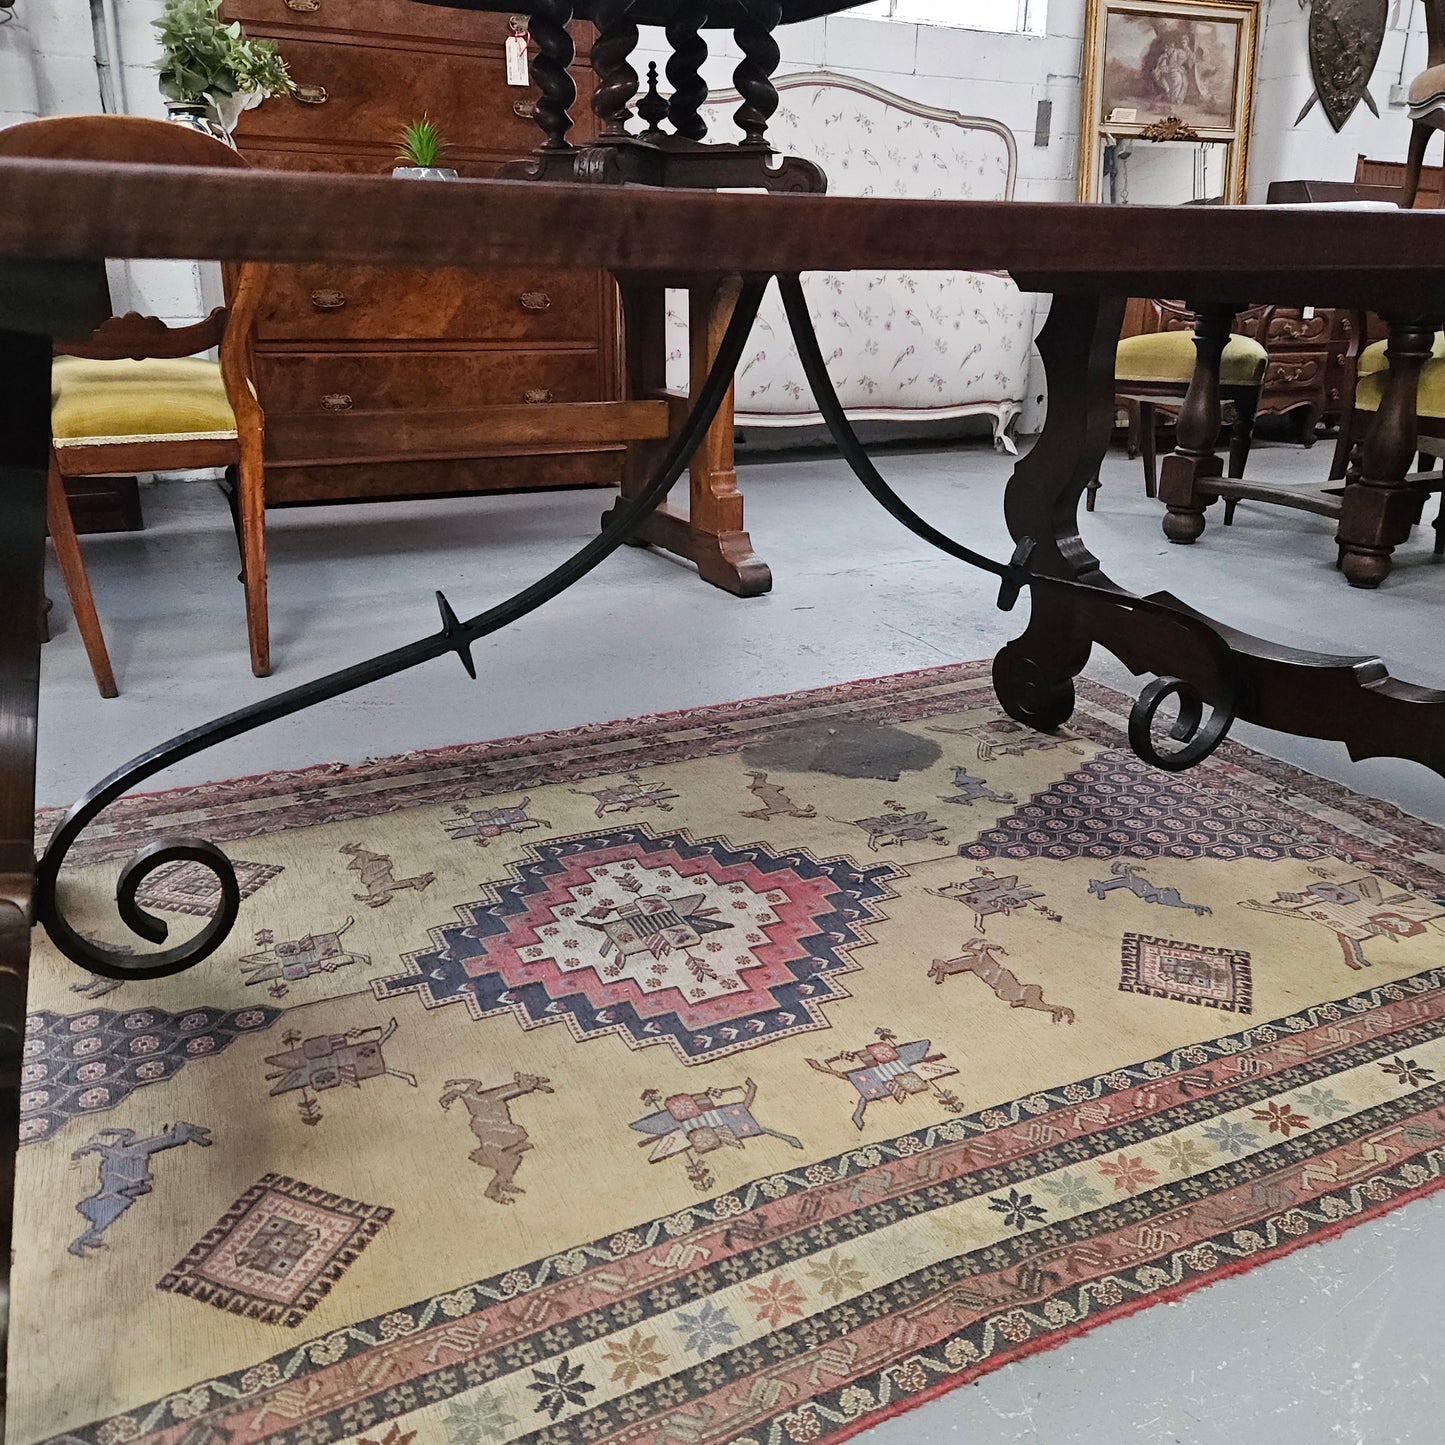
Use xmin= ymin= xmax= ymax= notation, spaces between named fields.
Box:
xmin=810 ymin=1165 xmax=1445 ymax=1445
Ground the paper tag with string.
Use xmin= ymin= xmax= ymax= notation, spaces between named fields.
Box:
xmin=505 ymin=28 xmax=530 ymax=87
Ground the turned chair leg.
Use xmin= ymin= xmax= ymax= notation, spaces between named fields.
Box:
xmin=1139 ymin=400 xmax=1158 ymax=498
xmin=236 ymin=439 xmax=271 ymax=677
xmin=46 ymin=457 xmax=117 ymax=698
xmin=1227 ymin=385 xmax=1259 ymax=479
xmin=1403 ymin=121 xmax=1433 ymax=210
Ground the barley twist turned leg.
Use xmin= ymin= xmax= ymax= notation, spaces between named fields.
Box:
xmin=591 ymin=0 xmax=639 ymax=138
xmin=531 ymin=0 xmax=577 ymax=152
xmin=733 ymin=0 xmax=783 ymax=147
xmin=666 ymin=0 xmax=710 ymax=142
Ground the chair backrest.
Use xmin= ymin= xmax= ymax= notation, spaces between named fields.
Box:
xmin=1127 ymin=298 xmax=1274 ymax=343
xmin=1426 ymin=0 xmax=1445 ymax=71
xmin=0 ymin=115 xmax=262 ymax=363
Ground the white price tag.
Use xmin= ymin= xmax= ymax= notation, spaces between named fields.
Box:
xmin=505 ymin=33 xmax=530 ymax=87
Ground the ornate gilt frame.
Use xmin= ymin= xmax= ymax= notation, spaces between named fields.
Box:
xmin=1077 ymin=0 xmax=1260 ymax=204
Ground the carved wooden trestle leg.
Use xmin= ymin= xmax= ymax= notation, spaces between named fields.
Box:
xmin=604 ymin=275 xmax=772 ymax=597
xmin=1337 ymin=317 xmax=1441 ymax=588
xmin=1159 ymin=305 xmax=1239 ymax=545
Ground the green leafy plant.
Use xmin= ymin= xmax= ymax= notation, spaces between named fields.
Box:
xmin=395 ymin=116 xmax=449 ymax=169
xmin=153 ymin=0 xmax=294 ymax=106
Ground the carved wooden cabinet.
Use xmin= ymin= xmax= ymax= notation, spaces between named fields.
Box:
xmin=220 ymin=0 xmax=620 ymax=503
xmin=1254 ymin=307 xmax=1358 ymax=438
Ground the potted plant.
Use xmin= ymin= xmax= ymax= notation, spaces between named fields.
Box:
xmin=154 ymin=0 xmax=294 ymax=143
xmin=393 ymin=116 xmax=458 ymax=180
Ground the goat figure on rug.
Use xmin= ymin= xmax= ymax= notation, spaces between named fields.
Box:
xmin=440 ymin=1073 xmax=554 ymax=1205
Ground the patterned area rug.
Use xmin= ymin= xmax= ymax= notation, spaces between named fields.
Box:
xmin=14 ymin=662 xmax=1445 ymax=1445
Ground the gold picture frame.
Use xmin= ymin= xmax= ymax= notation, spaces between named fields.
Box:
xmin=1078 ymin=0 xmax=1260 ymax=205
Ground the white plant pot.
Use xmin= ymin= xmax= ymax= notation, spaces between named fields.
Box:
xmin=392 ymin=166 xmax=460 ymax=180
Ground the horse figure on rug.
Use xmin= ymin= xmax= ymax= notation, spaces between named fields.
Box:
xmin=69 ymin=1122 xmax=212 ymax=1256
xmin=929 ymin=937 xmax=1076 ymax=1024
xmin=440 ymin=1073 xmax=554 ymax=1204
xmin=1088 ymin=860 xmax=1211 ymax=916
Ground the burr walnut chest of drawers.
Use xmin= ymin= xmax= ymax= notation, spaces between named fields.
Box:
xmin=221 ymin=0 xmax=620 ymax=504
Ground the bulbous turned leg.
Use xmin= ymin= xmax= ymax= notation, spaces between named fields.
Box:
xmin=1160 ymin=304 xmax=1235 ymax=545
xmin=531 ymin=0 xmax=578 ymax=152
xmin=666 ymin=0 xmax=710 ymax=142
xmin=1338 ymin=317 xmax=1437 ymax=588
xmin=591 ymin=0 xmax=639 ymax=138
xmin=733 ymin=0 xmax=783 ymax=147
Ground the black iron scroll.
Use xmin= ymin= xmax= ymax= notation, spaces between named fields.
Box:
xmin=37 ymin=273 xmax=1242 ymax=983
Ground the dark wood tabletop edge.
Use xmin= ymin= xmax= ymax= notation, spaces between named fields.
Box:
xmin=1 ymin=160 xmax=1443 ymax=313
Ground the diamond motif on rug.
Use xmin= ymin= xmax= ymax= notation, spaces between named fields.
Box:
xmin=373 ymin=826 xmax=899 ymax=1063
xmin=133 ymin=858 xmax=282 ymax=916
xmin=1119 ymin=933 xmax=1253 ymax=1014
xmin=158 ymin=1173 xmax=392 ymax=1327
xmin=963 ymin=751 xmax=1331 ymax=863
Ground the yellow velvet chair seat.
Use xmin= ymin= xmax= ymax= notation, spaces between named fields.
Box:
xmin=1355 ymin=356 xmax=1445 ymax=416
xmin=51 ymin=355 xmax=238 ymax=446
xmin=1115 ymin=329 xmax=1268 ymax=387
xmin=1357 ymin=332 xmax=1445 ymax=377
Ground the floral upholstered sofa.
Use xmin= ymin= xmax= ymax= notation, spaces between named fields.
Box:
xmin=666 ymin=71 xmax=1037 ymax=448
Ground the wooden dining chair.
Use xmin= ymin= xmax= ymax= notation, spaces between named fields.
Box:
xmin=1404 ymin=0 xmax=1445 ymax=209
xmin=0 ymin=115 xmax=271 ymax=694
xmin=1088 ymin=299 xmax=1271 ymax=513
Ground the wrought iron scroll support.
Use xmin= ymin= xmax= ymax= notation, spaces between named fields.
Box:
xmin=774 ymin=274 xmax=1244 ymax=775
xmin=39 ymin=273 xmax=1245 ymax=987
xmin=35 ymin=281 xmax=770 ymax=983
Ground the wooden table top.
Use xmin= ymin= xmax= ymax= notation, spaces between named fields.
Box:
xmin=2 ymin=160 xmax=1444 ymax=318
xmin=411 ymin=0 xmax=861 ymax=27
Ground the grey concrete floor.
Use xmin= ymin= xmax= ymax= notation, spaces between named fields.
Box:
xmin=36 ymin=436 xmax=1445 ymax=1443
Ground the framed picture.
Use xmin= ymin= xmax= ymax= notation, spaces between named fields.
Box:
xmin=1078 ymin=0 xmax=1260 ymax=205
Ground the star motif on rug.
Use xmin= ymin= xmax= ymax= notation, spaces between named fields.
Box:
xmin=373 ymin=826 xmax=899 ymax=1064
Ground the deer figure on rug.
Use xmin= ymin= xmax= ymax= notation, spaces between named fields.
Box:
xmin=339 ymin=843 xmax=436 ymax=908
xmin=69 ymin=1122 xmax=212 ymax=1256
xmin=928 ymin=938 xmax=1076 ymax=1024
xmin=440 ymin=1073 xmax=554 ymax=1205
xmin=742 ymin=771 xmax=816 ymax=821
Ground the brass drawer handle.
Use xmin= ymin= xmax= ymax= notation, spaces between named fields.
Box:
xmin=284 ymin=0 xmax=319 ymax=10
xmin=321 ymin=393 xmax=354 ymax=412
xmin=523 ymin=388 xmax=554 ymax=404
xmin=294 ymin=84 xmax=328 ymax=105
xmin=310 ymin=288 xmax=347 ymax=311
xmin=520 ymin=291 xmax=552 ymax=312
xmin=514 ymin=99 xmax=537 ymax=119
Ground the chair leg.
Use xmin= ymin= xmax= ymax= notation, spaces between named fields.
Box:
xmin=1140 ymin=401 xmax=1158 ymax=499
xmin=236 ymin=439 xmax=271 ymax=677
xmin=1330 ymin=407 xmax=1360 ymax=482
xmin=1436 ymin=493 xmax=1445 ymax=556
xmin=46 ymin=458 xmax=117 ymax=698
xmin=1223 ymin=497 xmax=1239 ymax=527
xmin=1228 ymin=387 xmax=1258 ymax=479
xmin=1086 ymin=472 xmax=1102 ymax=513
xmin=1403 ymin=121 xmax=1433 ymax=210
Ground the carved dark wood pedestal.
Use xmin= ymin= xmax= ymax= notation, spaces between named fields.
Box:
xmin=418 ymin=0 xmax=851 ymax=597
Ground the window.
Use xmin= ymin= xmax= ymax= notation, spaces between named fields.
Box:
xmin=850 ymin=0 xmax=1047 ymax=35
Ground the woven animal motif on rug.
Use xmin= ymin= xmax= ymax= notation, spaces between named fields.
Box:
xmin=15 ymin=662 xmax=1445 ymax=1445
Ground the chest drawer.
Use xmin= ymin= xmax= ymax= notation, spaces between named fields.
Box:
xmin=255 ymin=348 xmax=607 ymax=413
xmin=1262 ymin=351 xmax=1328 ymax=394
xmin=256 ymin=265 xmax=607 ymax=344
xmin=222 ymin=1 xmax=592 ymax=53
xmin=233 ymin=36 xmax=573 ymax=154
